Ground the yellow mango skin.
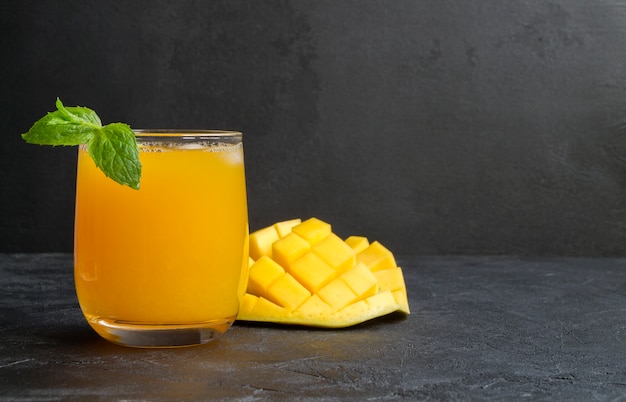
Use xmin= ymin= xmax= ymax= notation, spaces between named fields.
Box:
xmin=237 ymin=218 xmax=409 ymax=328
xmin=237 ymin=291 xmax=402 ymax=328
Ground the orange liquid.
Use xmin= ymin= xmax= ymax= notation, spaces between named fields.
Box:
xmin=74 ymin=139 xmax=248 ymax=336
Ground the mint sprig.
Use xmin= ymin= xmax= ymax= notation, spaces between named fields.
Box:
xmin=22 ymin=98 xmax=141 ymax=189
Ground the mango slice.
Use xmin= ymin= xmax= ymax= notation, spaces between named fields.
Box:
xmin=238 ymin=218 xmax=410 ymax=327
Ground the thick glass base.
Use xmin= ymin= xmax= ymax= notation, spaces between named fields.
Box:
xmin=86 ymin=317 xmax=235 ymax=348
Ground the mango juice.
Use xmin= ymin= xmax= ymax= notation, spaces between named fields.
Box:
xmin=74 ymin=132 xmax=248 ymax=344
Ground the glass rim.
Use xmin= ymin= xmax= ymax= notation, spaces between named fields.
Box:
xmin=132 ymin=129 xmax=242 ymax=138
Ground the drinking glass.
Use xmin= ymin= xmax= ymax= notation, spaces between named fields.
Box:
xmin=74 ymin=130 xmax=249 ymax=347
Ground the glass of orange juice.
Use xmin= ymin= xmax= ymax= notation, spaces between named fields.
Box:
xmin=74 ymin=130 xmax=249 ymax=348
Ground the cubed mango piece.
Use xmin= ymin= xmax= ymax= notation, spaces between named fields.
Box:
xmin=249 ymin=225 xmax=279 ymax=260
xmin=238 ymin=295 xmax=288 ymax=323
xmin=240 ymin=293 xmax=259 ymax=313
xmin=356 ymin=241 xmax=397 ymax=272
xmin=289 ymin=252 xmax=336 ymax=293
xmin=247 ymin=256 xmax=285 ymax=296
xmin=272 ymin=232 xmax=311 ymax=270
xmin=291 ymin=217 xmax=332 ymax=245
xmin=340 ymin=262 xmax=378 ymax=299
xmin=365 ymin=290 xmax=398 ymax=311
xmin=312 ymin=233 xmax=356 ymax=274
xmin=345 ymin=236 xmax=370 ymax=254
xmin=373 ymin=267 xmax=406 ymax=292
xmin=274 ymin=218 xmax=302 ymax=238
xmin=266 ymin=273 xmax=311 ymax=311
xmin=249 ymin=297 xmax=286 ymax=317
xmin=317 ymin=277 xmax=358 ymax=311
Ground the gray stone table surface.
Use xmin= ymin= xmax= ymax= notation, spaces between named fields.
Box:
xmin=0 ymin=253 xmax=625 ymax=401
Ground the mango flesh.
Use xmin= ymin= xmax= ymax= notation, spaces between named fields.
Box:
xmin=237 ymin=217 xmax=410 ymax=327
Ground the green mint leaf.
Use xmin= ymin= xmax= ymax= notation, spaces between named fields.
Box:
xmin=88 ymin=123 xmax=142 ymax=190
xmin=55 ymin=98 xmax=102 ymax=127
xmin=21 ymin=98 xmax=102 ymax=146
xmin=22 ymin=99 xmax=142 ymax=189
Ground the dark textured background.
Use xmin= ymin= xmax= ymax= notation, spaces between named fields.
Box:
xmin=3 ymin=1 xmax=626 ymax=256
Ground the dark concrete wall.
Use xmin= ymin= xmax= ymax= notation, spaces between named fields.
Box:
xmin=3 ymin=0 xmax=626 ymax=255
